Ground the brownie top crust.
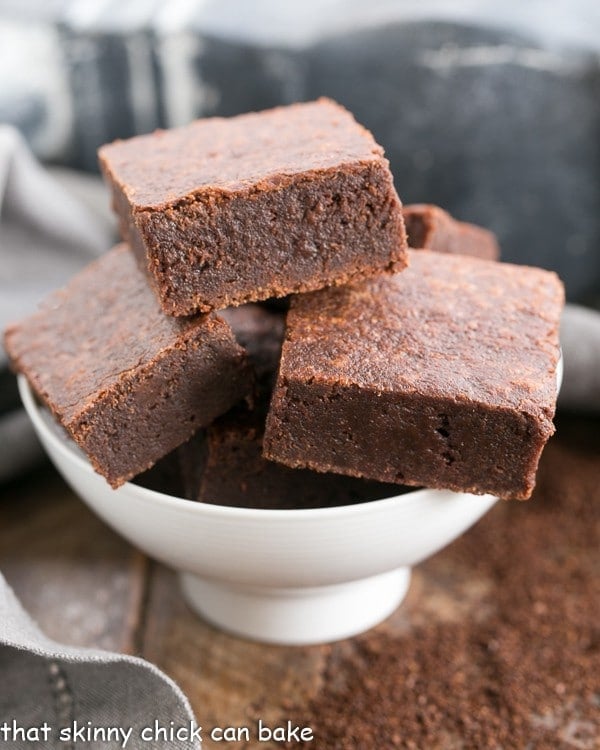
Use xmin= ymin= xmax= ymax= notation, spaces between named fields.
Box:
xmin=98 ymin=98 xmax=386 ymax=209
xmin=4 ymin=244 xmax=239 ymax=424
xmin=283 ymin=250 xmax=564 ymax=417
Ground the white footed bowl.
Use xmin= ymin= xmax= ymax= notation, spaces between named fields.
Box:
xmin=19 ymin=375 xmax=497 ymax=645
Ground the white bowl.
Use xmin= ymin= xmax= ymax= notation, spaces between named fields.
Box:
xmin=19 ymin=375 xmax=499 ymax=645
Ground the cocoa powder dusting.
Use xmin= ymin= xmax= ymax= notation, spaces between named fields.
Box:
xmin=283 ymin=416 xmax=600 ymax=749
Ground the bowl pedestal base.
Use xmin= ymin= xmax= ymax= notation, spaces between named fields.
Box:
xmin=180 ymin=567 xmax=411 ymax=645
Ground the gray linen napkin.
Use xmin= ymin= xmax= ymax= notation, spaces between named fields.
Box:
xmin=0 ymin=126 xmax=113 ymax=349
xmin=0 ymin=575 xmax=200 ymax=750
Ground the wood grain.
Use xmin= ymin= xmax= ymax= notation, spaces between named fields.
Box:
xmin=0 ymin=466 xmax=147 ymax=653
xmin=140 ymin=565 xmax=329 ymax=749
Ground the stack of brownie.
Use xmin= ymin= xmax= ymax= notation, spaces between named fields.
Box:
xmin=4 ymin=99 xmax=564 ymax=506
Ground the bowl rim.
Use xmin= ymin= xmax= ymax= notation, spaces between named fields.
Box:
xmin=18 ymin=374 xmax=458 ymax=523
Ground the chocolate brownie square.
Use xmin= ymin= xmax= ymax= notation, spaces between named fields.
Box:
xmin=99 ymin=99 xmax=407 ymax=315
xmin=403 ymin=204 xmax=499 ymax=260
xmin=4 ymin=244 xmax=252 ymax=488
xmin=263 ymin=251 xmax=564 ymax=500
xmin=179 ymin=304 xmax=407 ymax=510
xmin=180 ymin=399 xmax=405 ymax=510
xmin=179 ymin=305 xmax=404 ymax=509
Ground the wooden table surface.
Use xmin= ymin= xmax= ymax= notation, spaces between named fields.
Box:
xmin=1 ymin=414 xmax=599 ymax=749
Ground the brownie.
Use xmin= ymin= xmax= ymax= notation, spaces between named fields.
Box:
xmin=98 ymin=98 xmax=407 ymax=316
xmin=263 ymin=250 xmax=564 ymax=500
xmin=180 ymin=398 xmax=405 ymax=510
xmin=403 ymin=203 xmax=500 ymax=260
xmin=180 ymin=302 xmax=404 ymax=509
xmin=4 ymin=244 xmax=252 ymax=488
